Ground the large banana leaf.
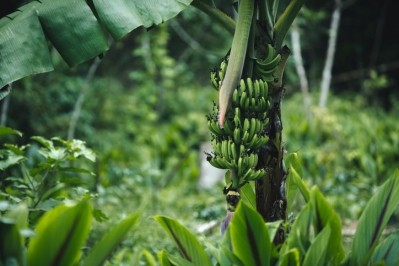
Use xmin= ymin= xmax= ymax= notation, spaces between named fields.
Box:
xmin=0 ymin=0 xmax=193 ymax=89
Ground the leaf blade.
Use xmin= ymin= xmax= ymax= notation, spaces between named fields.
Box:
xmin=27 ymin=200 xmax=92 ymax=266
xmin=350 ymin=171 xmax=399 ymax=265
xmin=82 ymin=213 xmax=140 ymax=266
xmin=154 ymin=215 xmax=213 ymax=266
xmin=229 ymin=202 xmax=272 ymax=266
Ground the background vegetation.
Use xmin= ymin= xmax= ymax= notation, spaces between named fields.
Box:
xmin=1 ymin=0 xmax=398 ymax=264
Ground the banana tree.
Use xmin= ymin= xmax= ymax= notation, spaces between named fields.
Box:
xmin=0 ymin=0 xmax=304 ymax=241
xmin=204 ymin=0 xmax=304 ymax=243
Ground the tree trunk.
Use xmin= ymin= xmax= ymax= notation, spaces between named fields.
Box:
xmin=319 ymin=0 xmax=341 ymax=108
xmin=291 ymin=25 xmax=312 ymax=120
xmin=0 ymin=84 xmax=12 ymax=126
xmin=67 ymin=57 xmax=101 ymax=140
xmin=256 ymin=47 xmax=290 ymax=244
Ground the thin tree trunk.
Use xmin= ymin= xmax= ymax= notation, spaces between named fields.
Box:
xmin=290 ymin=25 xmax=312 ymax=120
xmin=67 ymin=57 xmax=101 ymax=140
xmin=0 ymin=84 xmax=12 ymax=126
xmin=319 ymin=0 xmax=341 ymax=108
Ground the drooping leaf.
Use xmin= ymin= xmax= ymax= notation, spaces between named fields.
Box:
xmin=34 ymin=0 xmax=109 ymax=66
xmin=370 ymin=233 xmax=399 ymax=266
xmin=0 ymin=9 xmax=53 ymax=89
xmin=93 ymin=0 xmax=193 ymax=40
xmin=0 ymin=126 xmax=22 ymax=138
xmin=310 ymin=187 xmax=345 ymax=264
xmin=0 ymin=0 xmax=193 ymax=87
xmin=229 ymin=202 xmax=272 ymax=266
xmin=154 ymin=215 xmax=213 ymax=266
xmin=302 ymin=224 xmax=331 ymax=266
xmin=27 ymin=200 xmax=92 ymax=266
xmin=350 ymin=171 xmax=399 ymax=266
xmin=82 ymin=213 xmax=140 ymax=266
xmin=0 ymin=219 xmax=24 ymax=266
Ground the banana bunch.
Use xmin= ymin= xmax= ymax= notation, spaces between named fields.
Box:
xmin=207 ymin=76 xmax=270 ymax=188
xmin=254 ymin=44 xmax=281 ymax=82
xmin=210 ymin=59 xmax=228 ymax=90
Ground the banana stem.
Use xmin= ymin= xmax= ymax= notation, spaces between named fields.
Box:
xmin=218 ymin=0 xmax=254 ymax=127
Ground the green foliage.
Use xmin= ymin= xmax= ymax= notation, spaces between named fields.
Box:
xmin=157 ymin=167 xmax=399 ymax=266
xmin=0 ymin=0 xmax=193 ymax=87
xmin=154 ymin=215 xmax=213 ymax=266
xmin=283 ymin=95 xmax=399 ymax=220
xmin=350 ymin=170 xmax=399 ymax=265
xmin=0 ymin=128 xmax=96 ymax=224
xmin=27 ymin=200 xmax=92 ymax=266
xmin=1 ymin=129 xmax=139 ymax=265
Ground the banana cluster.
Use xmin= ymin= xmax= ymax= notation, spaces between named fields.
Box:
xmin=254 ymin=44 xmax=281 ymax=82
xmin=210 ymin=59 xmax=228 ymax=90
xmin=207 ymin=78 xmax=270 ymax=188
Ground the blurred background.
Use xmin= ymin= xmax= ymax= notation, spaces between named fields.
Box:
xmin=1 ymin=0 xmax=398 ymax=262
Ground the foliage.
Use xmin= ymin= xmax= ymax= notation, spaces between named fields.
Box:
xmin=283 ymin=94 xmax=399 ymax=220
xmin=0 ymin=0 xmax=193 ymax=88
xmin=0 ymin=127 xmax=139 ymax=266
xmin=155 ymin=165 xmax=399 ymax=266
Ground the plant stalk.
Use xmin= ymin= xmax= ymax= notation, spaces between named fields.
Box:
xmin=256 ymin=46 xmax=290 ymax=244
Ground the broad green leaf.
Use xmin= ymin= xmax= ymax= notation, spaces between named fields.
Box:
xmin=289 ymin=167 xmax=310 ymax=203
xmin=154 ymin=215 xmax=213 ymax=266
xmin=27 ymin=200 xmax=92 ymax=266
xmin=0 ymin=126 xmax=22 ymax=138
xmin=284 ymin=204 xmax=312 ymax=257
xmin=0 ymin=152 xmax=24 ymax=170
xmin=310 ymin=187 xmax=345 ymax=264
xmin=370 ymin=233 xmax=399 ymax=266
xmin=0 ymin=219 xmax=24 ymax=266
xmin=302 ymin=224 xmax=331 ymax=266
xmin=351 ymin=171 xmax=399 ymax=266
xmin=0 ymin=10 xmax=53 ymax=89
xmin=229 ymin=202 xmax=272 ymax=266
xmin=35 ymin=0 xmax=108 ymax=66
xmin=279 ymin=249 xmax=300 ymax=266
xmin=82 ymin=213 xmax=140 ymax=266
xmin=93 ymin=0 xmax=193 ymax=40
xmin=220 ymin=246 xmax=246 ymax=266
xmin=240 ymin=182 xmax=256 ymax=209
xmin=1 ymin=0 xmax=192 ymax=86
